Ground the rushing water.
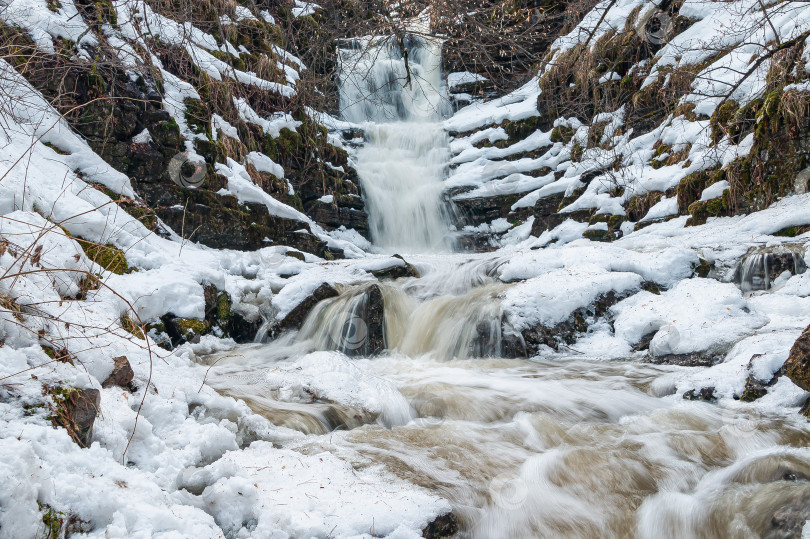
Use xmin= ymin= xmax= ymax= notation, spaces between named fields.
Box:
xmin=338 ymin=34 xmax=454 ymax=252
xmin=198 ymin=33 xmax=810 ymax=538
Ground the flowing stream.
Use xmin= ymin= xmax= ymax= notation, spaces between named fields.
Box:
xmin=199 ymin=36 xmax=810 ymax=538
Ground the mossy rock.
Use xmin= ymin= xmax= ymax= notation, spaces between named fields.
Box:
xmin=686 ymin=191 xmax=730 ymax=226
xmin=550 ymin=125 xmax=575 ymax=144
xmin=161 ymin=315 xmax=211 ymax=346
xmin=583 ymin=228 xmax=612 ymax=242
xmin=710 ymin=100 xmax=739 ymax=142
xmin=693 ymin=258 xmax=713 ymax=278
xmin=183 ymin=97 xmax=210 ymax=136
xmin=77 ymin=240 xmax=131 ymax=275
xmin=676 ymin=167 xmax=721 ymax=214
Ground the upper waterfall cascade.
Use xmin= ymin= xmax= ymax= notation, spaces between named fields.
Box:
xmin=338 ymin=35 xmax=454 ymax=252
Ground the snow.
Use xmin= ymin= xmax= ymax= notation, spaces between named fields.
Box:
xmin=641 ymin=196 xmax=678 ymax=222
xmin=191 ymin=441 xmax=449 ymax=538
xmin=503 ymin=268 xmax=642 ymax=330
xmin=612 ymin=279 xmax=769 ymax=356
xmin=447 ymin=71 xmax=488 ymax=90
xmin=246 ymin=151 xmax=284 ymax=180
xmin=215 ymin=158 xmax=308 ymax=222
xmin=444 ymin=78 xmax=540 ymax=133
xmin=700 ymin=180 xmax=730 ymax=202
xmin=234 ymin=98 xmax=302 ymax=137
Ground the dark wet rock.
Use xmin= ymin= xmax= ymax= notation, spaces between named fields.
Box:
xmin=458 ymin=233 xmax=497 ymax=253
xmin=102 ymin=356 xmax=134 ymax=389
xmin=422 ymin=511 xmax=459 ymax=539
xmin=530 ymin=193 xmax=567 ymax=236
xmin=370 ymin=255 xmax=420 ymax=280
xmin=133 ymin=182 xmax=332 ymax=257
xmin=785 ymin=324 xmax=810 ymax=392
xmin=452 ymin=193 xmax=527 ymax=229
xmin=228 ymin=312 xmax=264 ymax=344
xmin=649 ymin=353 xmax=718 ymax=368
xmin=766 ymin=496 xmax=810 ymax=539
xmin=53 ymin=388 xmax=100 ymax=448
xmin=161 ymin=316 xmax=210 ymax=347
xmin=519 ymin=291 xmax=626 ymax=356
xmin=306 ymin=195 xmax=369 ymax=239
xmin=501 ymin=331 xmax=528 ymax=359
xmin=738 ymin=356 xmax=782 ymax=402
xmin=277 ymin=283 xmax=340 ymax=334
xmin=344 ymin=284 xmax=386 ymax=357
xmin=632 ymin=331 xmax=656 ymax=353
xmin=683 ymin=387 xmax=716 ymax=402
xmin=201 ymin=284 xmax=262 ymax=344
xmin=800 ymin=397 xmax=810 ymax=420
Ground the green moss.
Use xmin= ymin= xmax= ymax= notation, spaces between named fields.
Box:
xmin=570 ymin=142 xmax=584 ymax=163
xmin=216 ymin=292 xmax=232 ymax=323
xmin=676 ymin=167 xmax=721 ymax=214
xmin=653 ymin=143 xmax=672 ymax=158
xmin=762 ymin=89 xmax=782 ymax=125
xmin=77 ymin=240 xmax=131 ymax=275
xmin=774 ymin=225 xmax=810 ymax=237
xmin=43 ymin=141 xmax=68 ymax=155
xmin=175 ymin=318 xmax=210 ymax=337
xmin=41 ymin=504 xmax=62 ymax=539
xmin=501 ymin=116 xmax=539 ymax=141
xmin=285 ymin=250 xmax=306 ymax=261
xmin=710 ymin=100 xmax=739 ymax=142
xmin=183 ymin=97 xmax=209 ymax=136
xmin=550 ymin=125 xmax=575 ymax=144
xmin=687 ymin=189 xmax=729 ymax=226
xmin=739 ymin=377 xmax=768 ymax=402
xmin=583 ymin=228 xmax=612 ymax=242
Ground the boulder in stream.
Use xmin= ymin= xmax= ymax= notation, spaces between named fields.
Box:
xmin=785 ymin=324 xmax=810 ymax=392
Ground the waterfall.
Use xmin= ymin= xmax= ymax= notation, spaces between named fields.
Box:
xmin=338 ymin=34 xmax=454 ymax=252
xmin=737 ymin=246 xmax=807 ymax=293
